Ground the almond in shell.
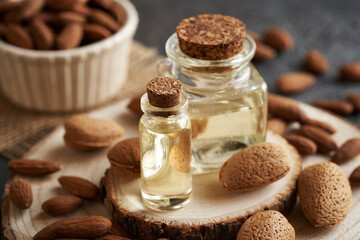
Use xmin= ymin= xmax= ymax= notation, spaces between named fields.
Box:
xmin=9 ymin=178 xmax=33 ymax=209
xmin=263 ymin=26 xmax=294 ymax=51
xmin=59 ymin=176 xmax=100 ymax=199
xmin=84 ymin=23 xmax=112 ymax=42
xmin=220 ymin=142 xmax=290 ymax=191
xmin=42 ymin=195 xmax=83 ymax=217
xmin=305 ymin=49 xmax=329 ymax=74
xmin=331 ymin=138 xmax=360 ymax=164
xmin=340 ymin=62 xmax=360 ymax=81
xmin=29 ymin=18 xmax=55 ymax=50
xmin=237 ymin=210 xmax=295 ymax=240
xmin=276 ymin=72 xmax=315 ymax=94
xmin=314 ymin=99 xmax=354 ymax=115
xmin=298 ymin=162 xmax=352 ymax=227
xmin=285 ymin=134 xmax=317 ymax=156
xmin=56 ymin=23 xmax=83 ymax=50
xmin=88 ymin=9 xmax=121 ymax=32
xmin=5 ymin=24 xmax=34 ymax=49
xmin=298 ymin=125 xmax=337 ymax=153
xmin=8 ymin=159 xmax=61 ymax=177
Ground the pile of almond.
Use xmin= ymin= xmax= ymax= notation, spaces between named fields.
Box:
xmin=0 ymin=0 xmax=126 ymax=50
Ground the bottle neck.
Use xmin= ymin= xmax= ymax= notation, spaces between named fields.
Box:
xmin=141 ymin=93 xmax=188 ymax=118
xmin=163 ymin=33 xmax=256 ymax=93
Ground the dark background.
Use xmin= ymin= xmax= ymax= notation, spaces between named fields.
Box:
xmin=1 ymin=0 xmax=360 ymax=235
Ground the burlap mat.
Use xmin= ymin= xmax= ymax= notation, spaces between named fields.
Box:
xmin=0 ymin=41 xmax=162 ymax=158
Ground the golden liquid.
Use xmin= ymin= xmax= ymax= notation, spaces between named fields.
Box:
xmin=188 ymin=87 xmax=267 ymax=173
xmin=140 ymin=118 xmax=192 ymax=211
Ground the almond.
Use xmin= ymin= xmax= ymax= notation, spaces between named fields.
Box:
xmin=19 ymin=0 xmax=45 ymax=20
xmin=3 ymin=9 xmax=21 ymax=24
xmin=47 ymin=0 xmax=79 ymax=11
xmin=298 ymin=125 xmax=337 ymax=153
xmin=89 ymin=9 xmax=120 ymax=32
xmin=29 ymin=18 xmax=55 ymax=50
xmin=109 ymin=2 xmax=127 ymax=25
xmin=59 ymin=176 xmax=100 ymax=199
xmin=220 ymin=142 xmax=290 ymax=191
xmin=107 ymin=138 xmax=140 ymax=179
xmin=285 ymin=134 xmax=317 ymax=156
xmin=276 ymin=72 xmax=315 ymax=94
xmin=349 ymin=165 xmax=360 ymax=186
xmin=33 ymin=221 xmax=62 ymax=240
xmin=298 ymin=162 xmax=352 ymax=227
xmin=58 ymin=216 xmax=112 ymax=238
xmin=64 ymin=114 xmax=125 ymax=150
xmin=5 ymin=24 xmax=34 ymax=49
xmin=347 ymin=92 xmax=360 ymax=112
xmin=314 ymin=99 xmax=354 ymax=115
xmin=0 ymin=23 xmax=6 ymax=38
xmin=95 ymin=235 xmax=130 ymax=240
xmin=56 ymin=23 xmax=83 ymax=50
xmin=305 ymin=50 xmax=329 ymax=74
xmin=331 ymin=138 xmax=360 ymax=164
xmin=84 ymin=23 xmax=112 ymax=42
xmin=0 ymin=1 xmax=21 ymax=15
xmin=263 ymin=26 xmax=293 ymax=51
xmin=34 ymin=11 xmax=58 ymax=25
xmin=42 ymin=195 xmax=83 ymax=217
xmin=72 ymin=3 xmax=92 ymax=16
xmin=9 ymin=178 xmax=33 ymax=209
xmin=253 ymin=41 xmax=276 ymax=62
xmin=90 ymin=0 xmax=113 ymax=10
xmin=57 ymin=11 xmax=86 ymax=25
xmin=8 ymin=159 xmax=61 ymax=177
xmin=267 ymin=118 xmax=287 ymax=135
xmin=340 ymin=62 xmax=360 ymax=81
xmin=237 ymin=210 xmax=295 ymax=240
xmin=127 ymin=94 xmax=143 ymax=116
xmin=268 ymin=94 xmax=308 ymax=122
xmin=109 ymin=221 xmax=131 ymax=238
xmin=301 ymin=118 xmax=336 ymax=134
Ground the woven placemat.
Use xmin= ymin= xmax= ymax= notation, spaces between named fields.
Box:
xmin=0 ymin=41 xmax=162 ymax=156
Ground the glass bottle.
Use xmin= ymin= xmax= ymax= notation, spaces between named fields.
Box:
xmin=158 ymin=33 xmax=268 ymax=174
xmin=139 ymin=77 xmax=192 ymax=211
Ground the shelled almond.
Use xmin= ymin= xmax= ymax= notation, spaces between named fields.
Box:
xmin=304 ymin=50 xmax=329 ymax=74
xmin=0 ymin=0 xmax=127 ymax=50
xmin=314 ymin=99 xmax=354 ymax=115
xmin=276 ymin=72 xmax=316 ymax=94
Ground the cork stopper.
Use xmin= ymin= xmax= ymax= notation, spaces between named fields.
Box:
xmin=176 ymin=14 xmax=246 ymax=60
xmin=146 ymin=77 xmax=182 ymax=108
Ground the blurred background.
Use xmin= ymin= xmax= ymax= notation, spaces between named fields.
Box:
xmin=132 ymin=0 xmax=360 ymax=125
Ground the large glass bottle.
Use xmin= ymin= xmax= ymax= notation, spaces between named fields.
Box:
xmin=158 ymin=19 xmax=268 ymax=174
xmin=139 ymin=77 xmax=192 ymax=211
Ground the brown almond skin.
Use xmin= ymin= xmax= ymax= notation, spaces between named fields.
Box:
xmin=90 ymin=0 xmax=113 ymax=10
xmin=84 ymin=23 xmax=112 ymax=42
xmin=95 ymin=235 xmax=131 ymax=240
xmin=0 ymin=1 xmax=21 ymax=15
xmin=0 ymin=23 xmax=6 ymax=38
xmin=19 ymin=0 xmax=45 ymax=20
xmin=72 ymin=3 xmax=92 ymax=16
xmin=47 ymin=0 xmax=78 ymax=11
xmin=314 ymin=99 xmax=354 ymax=115
xmin=5 ymin=24 xmax=34 ymax=49
xmin=268 ymin=94 xmax=308 ymax=122
xmin=107 ymin=138 xmax=140 ymax=180
xmin=298 ymin=162 xmax=352 ymax=227
xmin=57 ymin=216 xmax=112 ymax=238
xmin=276 ymin=72 xmax=316 ymax=94
xmin=42 ymin=195 xmax=83 ymax=217
xmin=56 ymin=23 xmax=83 ymax=50
xmin=285 ymin=134 xmax=317 ymax=156
xmin=57 ymin=11 xmax=87 ymax=25
xmin=298 ymin=125 xmax=337 ymax=153
xmin=267 ymin=118 xmax=287 ymax=135
xmin=220 ymin=142 xmax=290 ymax=191
xmin=9 ymin=178 xmax=33 ymax=209
xmin=340 ymin=62 xmax=360 ymax=81
xmin=331 ymin=138 xmax=360 ymax=164
xmin=263 ymin=26 xmax=294 ymax=51
xmin=33 ymin=221 xmax=62 ymax=240
xmin=88 ymin=9 xmax=120 ymax=33
xmin=8 ymin=159 xmax=61 ymax=177
xmin=349 ymin=165 xmax=360 ymax=186
xmin=301 ymin=118 xmax=336 ymax=134
xmin=29 ymin=18 xmax=55 ymax=50
xmin=59 ymin=176 xmax=100 ymax=199
xmin=253 ymin=41 xmax=276 ymax=62
xmin=305 ymin=50 xmax=329 ymax=74
xmin=109 ymin=2 xmax=127 ymax=25
xmin=347 ymin=92 xmax=360 ymax=112
xmin=127 ymin=94 xmax=143 ymax=116
xmin=237 ymin=210 xmax=295 ymax=240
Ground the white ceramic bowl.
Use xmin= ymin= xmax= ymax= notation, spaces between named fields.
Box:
xmin=0 ymin=0 xmax=138 ymax=112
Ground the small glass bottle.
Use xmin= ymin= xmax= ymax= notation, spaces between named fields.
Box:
xmin=158 ymin=14 xmax=268 ymax=174
xmin=139 ymin=77 xmax=192 ymax=211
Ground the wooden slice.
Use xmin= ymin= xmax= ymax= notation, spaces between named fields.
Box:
xmin=2 ymin=97 xmax=360 ymax=240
